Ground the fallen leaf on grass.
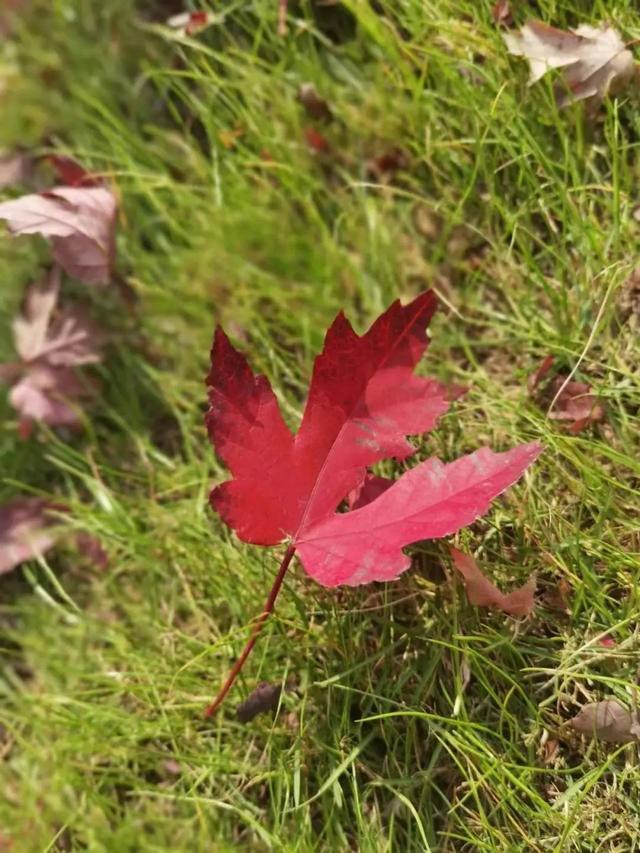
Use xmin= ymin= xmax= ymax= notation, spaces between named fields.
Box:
xmin=0 ymin=498 xmax=58 ymax=575
xmin=504 ymin=21 xmax=636 ymax=107
xmin=450 ymin=547 xmax=536 ymax=616
xmin=527 ymin=356 xmax=605 ymax=433
xmin=570 ymin=699 xmax=640 ymax=743
xmin=204 ymin=292 xmax=541 ymax=713
xmin=12 ymin=268 xmax=101 ymax=366
xmin=548 ymin=378 xmax=605 ymax=433
xmin=0 ymin=268 xmax=103 ymax=431
xmin=236 ymin=682 xmax=284 ymax=723
xmin=207 ymin=291 xmax=541 ymax=586
xmin=0 ymin=184 xmax=117 ymax=284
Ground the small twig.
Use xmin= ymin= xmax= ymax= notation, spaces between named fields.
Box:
xmin=204 ymin=543 xmax=296 ymax=717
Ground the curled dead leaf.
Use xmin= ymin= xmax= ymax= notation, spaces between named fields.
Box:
xmin=450 ymin=547 xmax=536 ymax=617
xmin=504 ymin=20 xmax=636 ymax=107
xmin=236 ymin=681 xmax=284 ymax=723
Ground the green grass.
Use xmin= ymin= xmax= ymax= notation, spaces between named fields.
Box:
xmin=1 ymin=1 xmax=639 ymax=849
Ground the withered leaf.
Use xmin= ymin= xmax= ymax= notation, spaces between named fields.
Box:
xmin=570 ymin=699 xmax=640 ymax=743
xmin=450 ymin=547 xmax=536 ymax=617
xmin=0 ymin=498 xmax=58 ymax=575
xmin=13 ymin=268 xmax=101 ymax=366
xmin=548 ymin=377 xmax=605 ymax=433
xmin=504 ymin=21 xmax=636 ymax=107
xmin=236 ymin=681 xmax=283 ymax=723
xmin=0 ymin=185 xmax=117 ymax=284
xmin=0 ymin=268 xmax=103 ymax=431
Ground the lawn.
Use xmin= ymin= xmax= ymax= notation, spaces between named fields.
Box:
xmin=1 ymin=1 xmax=639 ymax=850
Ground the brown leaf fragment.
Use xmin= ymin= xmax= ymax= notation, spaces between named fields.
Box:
xmin=570 ymin=699 xmax=639 ymax=743
xmin=492 ymin=1 xmax=513 ymax=28
xmin=0 ymin=498 xmax=58 ymax=575
xmin=298 ymin=83 xmax=333 ymax=122
xmin=236 ymin=681 xmax=283 ymax=723
xmin=0 ymin=186 xmax=117 ymax=284
xmin=450 ymin=547 xmax=536 ymax=617
xmin=527 ymin=354 xmax=555 ymax=394
xmin=504 ymin=20 xmax=636 ymax=107
xmin=548 ymin=378 xmax=605 ymax=432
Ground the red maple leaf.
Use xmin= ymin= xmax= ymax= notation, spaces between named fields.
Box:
xmin=204 ymin=291 xmax=541 ymax=714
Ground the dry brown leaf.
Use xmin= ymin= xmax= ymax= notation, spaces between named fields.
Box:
xmin=504 ymin=20 xmax=636 ymax=106
xmin=547 ymin=377 xmax=605 ymax=432
xmin=450 ymin=547 xmax=536 ymax=617
xmin=527 ymin=354 xmax=555 ymax=394
xmin=570 ymin=699 xmax=640 ymax=743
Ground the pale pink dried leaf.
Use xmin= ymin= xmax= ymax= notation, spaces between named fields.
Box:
xmin=570 ymin=699 xmax=638 ymax=743
xmin=9 ymin=365 xmax=86 ymax=428
xmin=13 ymin=267 xmax=102 ymax=367
xmin=504 ymin=20 xmax=635 ymax=106
xmin=450 ymin=547 xmax=536 ymax=617
xmin=0 ymin=498 xmax=58 ymax=575
xmin=0 ymin=186 xmax=117 ymax=284
xmin=12 ymin=267 xmax=61 ymax=362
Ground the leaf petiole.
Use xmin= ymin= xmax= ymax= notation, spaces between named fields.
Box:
xmin=204 ymin=542 xmax=296 ymax=717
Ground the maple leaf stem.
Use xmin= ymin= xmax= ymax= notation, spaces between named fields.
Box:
xmin=203 ymin=543 xmax=296 ymax=717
